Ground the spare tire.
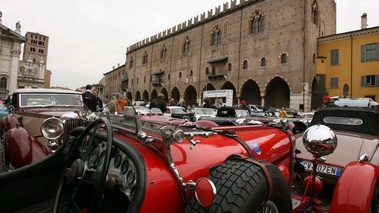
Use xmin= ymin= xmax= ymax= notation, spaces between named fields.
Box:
xmin=185 ymin=157 xmax=292 ymax=213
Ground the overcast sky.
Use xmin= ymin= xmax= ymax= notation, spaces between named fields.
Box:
xmin=1 ymin=0 xmax=378 ymax=90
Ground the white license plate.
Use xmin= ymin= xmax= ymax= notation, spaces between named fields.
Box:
xmin=300 ymin=161 xmax=342 ymax=177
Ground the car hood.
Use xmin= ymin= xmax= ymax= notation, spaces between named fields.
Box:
xmin=295 ymin=130 xmax=379 ymax=167
xmin=22 ymin=107 xmax=87 ymax=118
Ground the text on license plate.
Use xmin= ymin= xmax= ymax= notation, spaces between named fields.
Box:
xmin=300 ymin=161 xmax=342 ymax=177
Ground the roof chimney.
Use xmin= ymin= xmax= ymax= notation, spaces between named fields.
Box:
xmin=361 ymin=13 xmax=368 ymax=29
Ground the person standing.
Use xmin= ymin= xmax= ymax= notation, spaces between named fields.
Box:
xmin=321 ymin=96 xmax=337 ymax=108
xmin=203 ymin=98 xmax=211 ymax=108
xmin=92 ymin=89 xmax=103 ymax=112
xmin=82 ymin=84 xmax=97 ymax=112
xmin=150 ymin=93 xmax=167 ymax=113
xmin=116 ymin=94 xmax=128 ymax=114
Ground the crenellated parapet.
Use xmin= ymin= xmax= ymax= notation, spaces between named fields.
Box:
xmin=126 ymin=0 xmax=262 ymax=53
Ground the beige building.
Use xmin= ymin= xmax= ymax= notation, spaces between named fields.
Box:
xmin=18 ymin=32 xmax=50 ymax=89
xmin=0 ymin=15 xmax=26 ymax=98
xmin=104 ymin=64 xmax=127 ymax=100
xmin=316 ymin=14 xmax=379 ymax=107
xmin=105 ymin=0 xmax=337 ymax=111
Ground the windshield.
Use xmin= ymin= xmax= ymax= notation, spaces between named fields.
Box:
xmin=19 ymin=93 xmax=83 ymax=107
xmin=195 ymin=108 xmax=215 ymax=115
xmin=235 ymin=109 xmax=250 ymax=117
xmin=171 ymin=107 xmax=187 ymax=113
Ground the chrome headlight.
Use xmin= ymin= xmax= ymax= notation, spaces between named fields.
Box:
xmin=40 ymin=117 xmax=64 ymax=140
xmin=302 ymin=124 xmax=337 ymax=156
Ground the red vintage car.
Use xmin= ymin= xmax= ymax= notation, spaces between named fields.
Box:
xmin=0 ymin=88 xmax=91 ymax=172
xmin=0 ymin=105 xmax=376 ymax=212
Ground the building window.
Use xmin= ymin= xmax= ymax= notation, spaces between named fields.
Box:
xmin=313 ymin=53 xmax=316 ymax=64
xmin=137 ymin=77 xmax=139 ymax=85
xmin=144 ymin=76 xmax=146 ymax=83
xmin=129 ymin=57 xmax=134 ymax=69
xmin=330 ymin=77 xmax=338 ymax=88
xmin=361 ymin=75 xmax=379 ymax=86
xmin=142 ymin=52 xmax=148 ymax=64
xmin=161 ymin=45 xmax=167 ymax=60
xmin=361 ymin=43 xmax=379 ymax=62
xmin=0 ymin=77 xmax=7 ymax=90
xmin=228 ymin=63 xmax=232 ymax=71
xmin=242 ymin=60 xmax=248 ymax=69
xmin=183 ymin=36 xmax=190 ymax=54
xmin=205 ymin=67 xmax=209 ymax=75
xmin=189 ymin=69 xmax=193 ymax=77
xmin=251 ymin=10 xmax=264 ymax=34
xmin=311 ymin=0 xmax=319 ymax=25
xmin=331 ymin=49 xmax=339 ymax=65
xmin=179 ymin=72 xmax=182 ymax=78
xmin=260 ymin=57 xmax=267 ymax=67
xmin=212 ymin=66 xmax=216 ymax=75
xmin=280 ymin=53 xmax=287 ymax=64
xmin=212 ymin=26 xmax=221 ymax=45
xmin=167 ymin=73 xmax=170 ymax=80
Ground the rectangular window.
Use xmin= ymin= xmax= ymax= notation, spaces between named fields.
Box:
xmin=361 ymin=43 xmax=379 ymax=62
xmin=361 ymin=75 xmax=379 ymax=86
xmin=330 ymin=77 xmax=338 ymax=88
xmin=331 ymin=49 xmax=339 ymax=65
xmin=366 ymin=43 xmax=377 ymax=61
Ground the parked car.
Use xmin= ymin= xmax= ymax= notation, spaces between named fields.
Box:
xmin=0 ymin=88 xmax=91 ymax=171
xmin=0 ymin=105 xmax=377 ymax=213
xmin=295 ymin=107 xmax=379 ymax=185
xmin=163 ymin=106 xmax=195 ymax=121
xmin=192 ymin=107 xmax=216 ymax=121
xmin=248 ymin=104 xmax=264 ymax=113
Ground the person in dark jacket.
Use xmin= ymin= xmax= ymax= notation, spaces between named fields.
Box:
xmin=92 ymin=89 xmax=103 ymax=112
xmin=203 ymin=98 xmax=211 ymax=108
xmin=82 ymin=84 xmax=97 ymax=112
xmin=150 ymin=93 xmax=167 ymax=113
xmin=321 ymin=95 xmax=337 ymax=108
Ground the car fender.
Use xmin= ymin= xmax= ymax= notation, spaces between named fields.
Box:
xmin=329 ymin=161 xmax=379 ymax=213
xmin=6 ymin=126 xmax=49 ymax=169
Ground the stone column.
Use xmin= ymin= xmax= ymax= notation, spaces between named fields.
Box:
xmin=9 ymin=47 xmax=21 ymax=94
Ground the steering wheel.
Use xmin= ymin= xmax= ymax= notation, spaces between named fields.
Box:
xmin=53 ymin=117 xmax=113 ymax=213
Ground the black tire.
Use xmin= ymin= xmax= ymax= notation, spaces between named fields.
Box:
xmin=371 ymin=188 xmax=378 ymax=213
xmin=185 ymin=158 xmax=292 ymax=213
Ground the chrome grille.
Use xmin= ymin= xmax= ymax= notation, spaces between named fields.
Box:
xmin=62 ymin=119 xmax=84 ymax=140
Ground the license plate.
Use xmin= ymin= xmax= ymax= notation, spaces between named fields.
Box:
xmin=300 ymin=161 xmax=342 ymax=177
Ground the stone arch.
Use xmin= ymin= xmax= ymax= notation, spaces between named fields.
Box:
xmin=311 ymin=76 xmax=326 ymax=110
xmin=240 ymin=79 xmax=261 ymax=105
xmin=151 ymin=89 xmax=158 ymax=100
xmin=201 ymin=83 xmax=216 ymax=100
xmin=171 ymin=86 xmax=180 ymax=102
xmin=221 ymin=81 xmax=237 ymax=106
xmin=126 ymin=91 xmax=132 ymax=102
xmin=160 ymin=88 xmax=169 ymax=103
xmin=142 ymin=90 xmax=149 ymax=102
xmin=265 ymin=76 xmax=290 ymax=108
xmin=183 ymin=85 xmax=198 ymax=107
xmin=135 ymin=91 xmax=141 ymax=101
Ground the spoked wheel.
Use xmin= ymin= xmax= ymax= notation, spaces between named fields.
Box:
xmin=53 ymin=117 xmax=113 ymax=213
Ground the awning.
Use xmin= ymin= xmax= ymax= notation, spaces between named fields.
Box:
xmin=121 ymin=73 xmax=129 ymax=81
xmin=152 ymin=70 xmax=165 ymax=75
xmin=207 ymin=56 xmax=228 ymax=63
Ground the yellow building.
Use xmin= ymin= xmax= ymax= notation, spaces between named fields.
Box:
xmin=317 ymin=14 xmax=379 ymax=103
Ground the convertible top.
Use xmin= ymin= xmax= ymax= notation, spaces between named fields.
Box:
xmin=310 ymin=107 xmax=379 ymax=137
